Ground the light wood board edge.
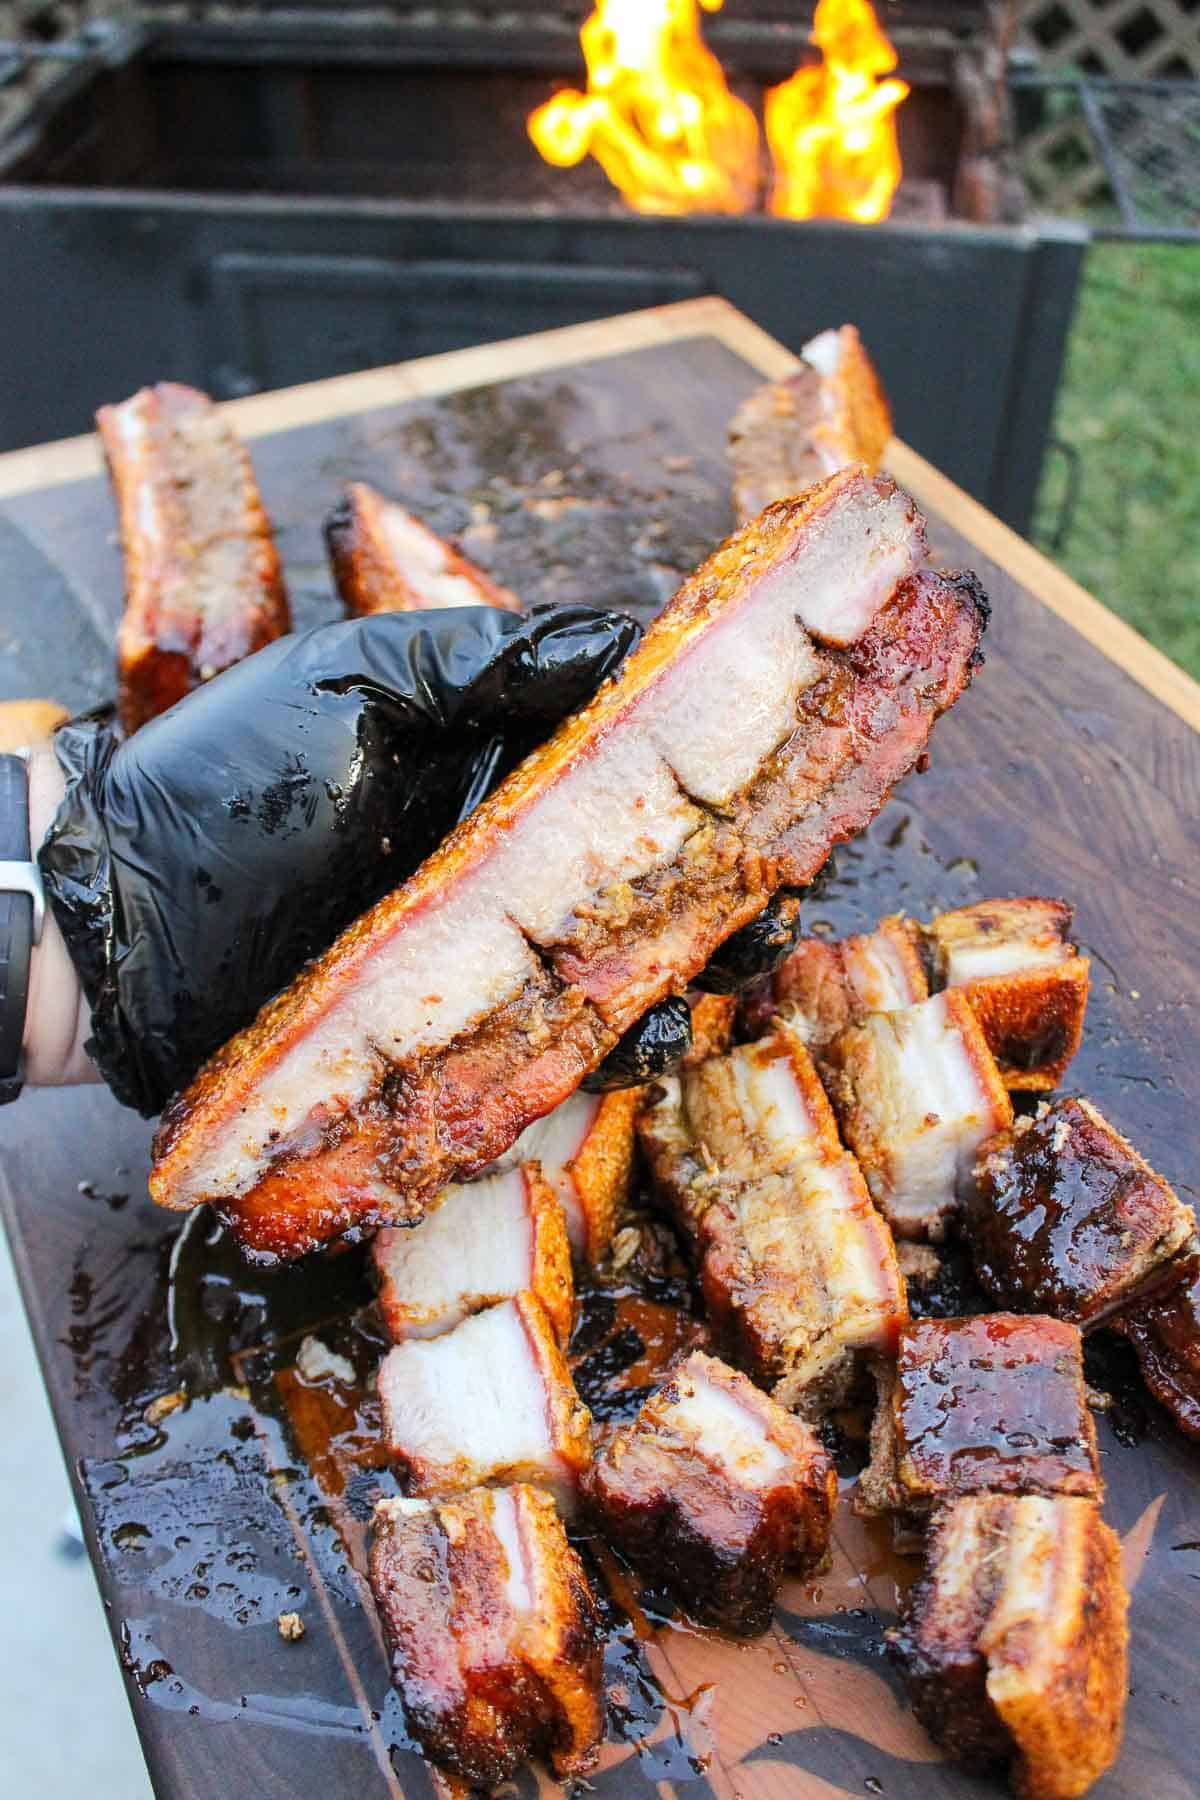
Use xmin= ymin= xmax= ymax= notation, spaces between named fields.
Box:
xmin=1 ymin=294 xmax=1196 ymax=733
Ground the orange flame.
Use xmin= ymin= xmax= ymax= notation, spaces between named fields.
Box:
xmin=527 ymin=0 xmax=760 ymax=216
xmin=766 ymin=0 xmax=909 ymax=222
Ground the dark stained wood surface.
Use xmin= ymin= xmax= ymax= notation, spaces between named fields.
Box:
xmin=1 ymin=310 xmax=1198 ymax=1800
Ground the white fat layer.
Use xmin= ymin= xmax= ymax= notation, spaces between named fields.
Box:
xmin=375 ymin=1495 xmax=435 ymax=1521
xmin=882 ymin=994 xmax=997 ymax=1225
xmin=801 ymin=329 xmax=843 ymax=380
xmin=667 ymin=1368 xmax=788 ymax=1487
xmin=945 ymin=939 xmax=1070 ymax=985
xmin=796 ymin=1157 xmax=898 ymax=1348
xmin=380 ymin=504 xmax=483 ymax=610
xmin=374 ymin=1168 xmax=534 ymax=1338
xmin=177 ymin=476 xmax=922 ymax=1204
xmin=489 ymin=1488 xmax=534 ymax=1616
xmin=984 ymin=1498 xmax=1078 ymax=1700
xmin=496 ymin=1091 xmax=601 ymax=1251
xmin=733 ymin=1045 xmax=823 ymax=1157
xmin=379 ymin=1299 xmax=554 ymax=1485
xmin=846 ymin=932 xmax=920 ymax=1011
xmin=928 ymin=1498 xmax=991 ymax=1606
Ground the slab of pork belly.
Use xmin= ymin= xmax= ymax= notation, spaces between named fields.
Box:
xmin=494 ymin=1088 xmax=640 ymax=1265
xmin=970 ymin=1097 xmax=1195 ymax=1325
xmin=639 ymin=1022 xmax=907 ymax=1403
xmin=372 ymin=1163 xmax=573 ymax=1346
xmin=924 ymin=898 xmax=1089 ymax=1091
xmin=151 ymin=468 xmax=936 ymax=1232
xmin=764 ymin=915 xmax=928 ymax=1049
xmin=820 ymin=989 xmax=1013 ymax=1239
xmin=370 ymin=1484 xmax=603 ymax=1785
xmin=587 ymin=1350 xmax=836 ymax=1636
xmin=857 ymin=1314 xmax=1101 ymax=1522
xmin=326 ymin=481 xmax=523 ymax=617
xmin=378 ymin=1290 xmax=592 ymax=1514
xmin=889 ymin=1494 xmax=1128 ymax=1800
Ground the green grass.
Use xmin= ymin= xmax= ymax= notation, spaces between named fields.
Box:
xmin=1033 ymin=241 xmax=1200 ymax=679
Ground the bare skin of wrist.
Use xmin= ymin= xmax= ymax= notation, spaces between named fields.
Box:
xmin=24 ymin=747 xmax=99 ymax=1087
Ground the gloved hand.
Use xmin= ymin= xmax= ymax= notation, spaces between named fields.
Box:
xmin=38 ymin=605 xmax=811 ymax=1117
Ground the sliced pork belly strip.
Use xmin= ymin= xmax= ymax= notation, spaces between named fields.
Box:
xmin=856 ymin=1315 xmax=1101 ymax=1523
xmin=370 ymin=1485 xmax=603 ymax=1785
xmin=496 ymin=1089 xmax=640 ymax=1265
xmin=326 ymin=481 xmax=522 ymax=617
xmin=587 ymin=1350 xmax=836 ymax=1636
xmin=728 ymin=325 xmax=892 ymax=526
xmin=925 ymin=899 xmax=1089 ymax=1091
xmin=373 ymin=1163 xmax=573 ymax=1346
xmin=970 ymin=1098 xmax=1194 ymax=1325
xmin=639 ymin=1022 xmax=907 ymax=1406
xmin=378 ymin=1290 xmax=592 ymax=1513
xmin=820 ymin=989 xmax=1012 ymax=1240
xmin=96 ymin=382 xmax=290 ymax=734
xmin=151 ymin=471 xmax=986 ymax=1261
xmin=890 ymin=1495 xmax=1128 ymax=1800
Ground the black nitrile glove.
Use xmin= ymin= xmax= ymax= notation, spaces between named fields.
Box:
xmin=39 ymin=606 xmax=814 ymax=1117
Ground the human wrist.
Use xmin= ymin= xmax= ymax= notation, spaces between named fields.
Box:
xmin=24 ymin=746 xmax=97 ymax=1086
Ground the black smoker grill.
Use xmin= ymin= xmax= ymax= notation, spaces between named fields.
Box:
xmin=0 ymin=5 xmax=1086 ymax=531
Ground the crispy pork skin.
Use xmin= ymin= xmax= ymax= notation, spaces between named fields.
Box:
xmin=587 ymin=1350 xmax=836 ymax=1636
xmin=639 ymin=1020 xmax=908 ymax=1407
xmin=924 ymin=899 xmax=1089 ymax=1090
xmin=96 ymin=382 xmax=290 ymax=733
xmin=763 ymin=914 xmax=928 ymax=1049
xmin=857 ymin=1315 xmax=1101 ymax=1521
xmin=970 ymin=1098 xmax=1194 ymax=1325
xmin=370 ymin=1485 xmax=603 ymax=1784
xmin=495 ymin=1089 xmax=640 ymax=1266
xmin=1113 ymin=1246 xmax=1200 ymax=1439
xmin=326 ymin=482 xmax=522 ymax=617
xmin=151 ymin=469 xmax=988 ymax=1261
xmin=728 ymin=326 xmax=892 ymax=524
xmin=378 ymin=1290 xmax=593 ymax=1512
xmin=820 ymin=990 xmax=1013 ymax=1239
xmin=890 ymin=1494 xmax=1127 ymax=1800
xmin=373 ymin=1163 xmax=573 ymax=1346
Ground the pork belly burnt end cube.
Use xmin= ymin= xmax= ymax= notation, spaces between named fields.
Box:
xmin=1113 ymin=1246 xmax=1200 ymax=1439
xmin=970 ymin=1098 xmax=1194 ymax=1325
xmin=765 ymin=914 xmax=928 ymax=1049
xmin=326 ymin=481 xmax=523 ymax=616
xmin=820 ymin=989 xmax=1013 ymax=1239
xmin=373 ymin=1163 xmax=573 ymax=1346
xmin=858 ymin=1315 xmax=1101 ymax=1521
xmin=925 ymin=899 xmax=1089 ymax=1091
xmin=378 ymin=1291 xmax=592 ymax=1512
xmin=499 ymin=1089 xmax=640 ymax=1265
xmin=370 ymin=1485 xmax=603 ymax=1785
xmin=588 ymin=1351 xmax=836 ymax=1636
xmin=890 ymin=1495 xmax=1128 ymax=1800
xmin=638 ymin=1022 xmax=907 ymax=1407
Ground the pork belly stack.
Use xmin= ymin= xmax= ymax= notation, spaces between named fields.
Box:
xmin=639 ymin=1019 xmax=908 ymax=1407
xmin=326 ymin=481 xmax=522 ymax=617
xmin=728 ymin=325 xmax=892 ymax=523
xmin=764 ymin=914 xmax=928 ymax=1049
xmin=970 ymin=1098 xmax=1194 ymax=1325
xmin=926 ymin=899 xmax=1089 ymax=1090
xmin=858 ymin=1315 xmax=1101 ymax=1523
xmin=96 ymin=382 xmax=290 ymax=733
xmin=1113 ymin=1246 xmax=1200 ymax=1438
xmin=496 ymin=1089 xmax=640 ymax=1266
xmin=150 ymin=468 xmax=989 ymax=1261
xmin=890 ymin=1495 xmax=1128 ymax=1800
xmin=587 ymin=1351 xmax=836 ymax=1636
xmin=378 ymin=1291 xmax=592 ymax=1513
xmin=373 ymin=1164 xmax=573 ymax=1346
xmin=370 ymin=1485 xmax=603 ymax=1785
xmin=819 ymin=989 xmax=1013 ymax=1239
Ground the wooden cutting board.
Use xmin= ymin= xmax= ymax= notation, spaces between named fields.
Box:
xmin=1 ymin=298 xmax=1198 ymax=1800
